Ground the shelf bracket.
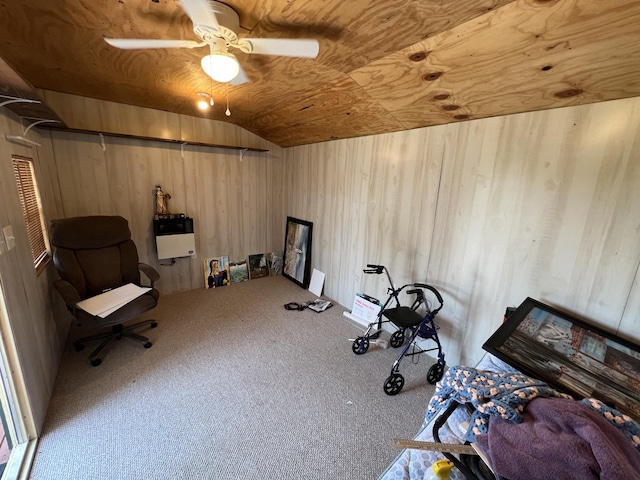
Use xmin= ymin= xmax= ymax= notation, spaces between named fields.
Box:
xmin=21 ymin=117 xmax=58 ymax=136
xmin=5 ymin=116 xmax=59 ymax=148
xmin=0 ymin=95 xmax=40 ymax=109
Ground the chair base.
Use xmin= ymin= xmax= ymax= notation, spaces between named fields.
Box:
xmin=74 ymin=320 xmax=158 ymax=366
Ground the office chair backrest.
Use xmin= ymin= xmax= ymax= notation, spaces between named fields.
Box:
xmin=50 ymin=216 xmax=141 ymax=299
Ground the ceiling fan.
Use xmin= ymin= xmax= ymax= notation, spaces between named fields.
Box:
xmin=104 ymin=0 xmax=319 ymax=85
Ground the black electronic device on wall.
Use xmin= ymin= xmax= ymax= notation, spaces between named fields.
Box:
xmin=153 ymin=214 xmax=194 ymax=236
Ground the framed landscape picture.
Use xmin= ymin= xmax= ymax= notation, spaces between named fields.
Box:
xmin=483 ymin=297 xmax=640 ymax=419
xmin=203 ymin=256 xmax=230 ymax=288
xmin=282 ymin=217 xmax=313 ymax=288
xmin=248 ymin=253 xmax=269 ymax=280
xmin=229 ymin=259 xmax=249 ymax=284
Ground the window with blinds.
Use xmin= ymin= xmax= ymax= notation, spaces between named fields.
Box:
xmin=12 ymin=156 xmax=50 ymax=273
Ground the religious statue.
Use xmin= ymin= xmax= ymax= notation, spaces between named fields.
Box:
xmin=154 ymin=185 xmax=171 ymax=215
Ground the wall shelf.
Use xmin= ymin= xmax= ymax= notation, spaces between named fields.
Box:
xmin=39 ymin=126 xmax=269 ymax=153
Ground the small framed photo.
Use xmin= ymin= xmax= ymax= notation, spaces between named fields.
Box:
xmin=267 ymin=251 xmax=283 ymax=275
xmin=229 ymin=259 xmax=249 ymax=284
xmin=248 ymin=253 xmax=269 ymax=280
xmin=282 ymin=217 xmax=313 ymax=288
xmin=203 ymin=256 xmax=230 ymax=288
xmin=483 ymin=297 xmax=640 ymax=419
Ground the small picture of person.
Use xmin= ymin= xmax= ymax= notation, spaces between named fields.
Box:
xmin=207 ymin=259 xmax=218 ymax=289
xmin=204 ymin=257 xmax=229 ymax=289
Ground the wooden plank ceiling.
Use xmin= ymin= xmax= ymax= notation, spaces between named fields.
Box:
xmin=0 ymin=0 xmax=639 ymax=147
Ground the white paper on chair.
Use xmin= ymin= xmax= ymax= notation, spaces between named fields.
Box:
xmin=76 ymin=283 xmax=151 ymax=318
xmin=308 ymin=269 xmax=325 ymax=297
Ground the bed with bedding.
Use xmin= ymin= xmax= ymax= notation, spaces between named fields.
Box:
xmin=379 ymin=298 xmax=640 ymax=480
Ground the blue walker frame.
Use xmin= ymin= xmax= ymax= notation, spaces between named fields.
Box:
xmin=351 ymin=264 xmax=446 ymax=395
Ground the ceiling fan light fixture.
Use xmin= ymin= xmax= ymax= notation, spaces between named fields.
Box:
xmin=201 ymin=51 xmax=240 ymax=83
xmin=197 ymin=92 xmax=213 ymax=110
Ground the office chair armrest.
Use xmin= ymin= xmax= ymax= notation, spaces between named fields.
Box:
xmin=53 ymin=279 xmax=81 ymax=307
xmin=138 ymin=263 xmax=160 ymax=286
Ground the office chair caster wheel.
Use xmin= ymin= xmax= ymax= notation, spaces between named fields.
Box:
xmin=91 ymin=358 xmax=102 ymax=367
xmin=427 ymin=362 xmax=445 ymax=384
xmin=151 ymin=321 xmax=158 ymax=328
xmin=143 ymin=342 xmax=153 ymax=349
xmin=352 ymin=337 xmax=369 ymax=355
xmin=74 ymin=344 xmax=85 ymax=352
xmin=383 ymin=373 xmax=404 ymax=396
xmin=390 ymin=330 xmax=405 ymax=348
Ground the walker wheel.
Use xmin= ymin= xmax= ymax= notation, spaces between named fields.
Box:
xmin=143 ymin=342 xmax=153 ymax=349
xmin=390 ymin=330 xmax=405 ymax=348
xmin=427 ymin=362 xmax=445 ymax=384
xmin=91 ymin=358 xmax=102 ymax=367
xmin=352 ymin=337 xmax=369 ymax=355
xmin=383 ymin=373 xmax=404 ymax=396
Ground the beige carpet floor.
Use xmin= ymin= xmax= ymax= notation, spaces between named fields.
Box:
xmin=28 ymin=275 xmax=438 ymax=479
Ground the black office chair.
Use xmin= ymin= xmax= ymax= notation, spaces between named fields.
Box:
xmin=50 ymin=215 xmax=160 ymax=366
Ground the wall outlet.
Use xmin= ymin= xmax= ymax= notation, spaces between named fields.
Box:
xmin=3 ymin=226 xmax=15 ymax=251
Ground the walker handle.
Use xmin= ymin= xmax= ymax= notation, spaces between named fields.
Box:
xmin=413 ymin=283 xmax=444 ymax=313
xmin=364 ymin=264 xmax=384 ymax=274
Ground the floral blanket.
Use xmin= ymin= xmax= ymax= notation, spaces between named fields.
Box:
xmin=424 ymin=366 xmax=572 ymax=442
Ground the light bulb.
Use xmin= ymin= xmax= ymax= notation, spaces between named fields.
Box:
xmin=197 ymin=92 xmax=212 ymax=110
xmin=201 ymin=52 xmax=240 ymax=83
xmin=225 ymin=107 xmax=231 ymax=116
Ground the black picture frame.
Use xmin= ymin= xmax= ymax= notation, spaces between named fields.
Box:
xmin=483 ymin=297 xmax=640 ymax=419
xmin=282 ymin=217 xmax=313 ymax=289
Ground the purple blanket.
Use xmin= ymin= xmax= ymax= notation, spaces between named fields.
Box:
xmin=475 ymin=397 xmax=640 ymax=480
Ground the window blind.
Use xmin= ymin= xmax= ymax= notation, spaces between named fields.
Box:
xmin=12 ymin=157 xmax=48 ymax=268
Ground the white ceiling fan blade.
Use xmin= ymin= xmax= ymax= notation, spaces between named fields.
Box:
xmin=179 ymin=0 xmax=219 ymax=28
xmin=105 ymin=38 xmax=202 ymax=49
xmin=230 ymin=66 xmax=250 ymax=86
xmin=245 ymin=38 xmax=319 ymax=58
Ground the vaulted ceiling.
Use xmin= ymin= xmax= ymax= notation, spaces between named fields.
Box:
xmin=1 ymin=0 xmax=640 ymax=148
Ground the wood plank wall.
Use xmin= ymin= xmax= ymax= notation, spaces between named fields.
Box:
xmin=0 ymin=109 xmax=68 ymax=433
xmin=283 ymin=97 xmax=640 ymax=366
xmin=49 ymin=113 xmax=285 ymax=295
